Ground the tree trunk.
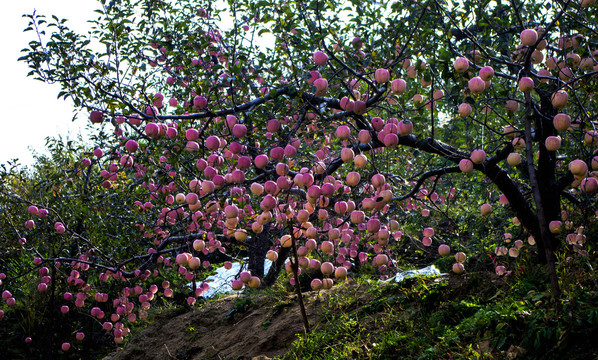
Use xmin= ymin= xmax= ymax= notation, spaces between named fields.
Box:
xmin=524 ymin=91 xmax=561 ymax=298
xmin=247 ymin=224 xmax=271 ymax=279
xmin=484 ymin=161 xmax=545 ymax=261
xmin=263 ymin=246 xmax=290 ymax=286
xmin=536 ymin=91 xmax=562 ymax=255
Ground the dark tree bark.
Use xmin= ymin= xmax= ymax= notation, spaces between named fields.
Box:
xmin=263 ymin=246 xmax=291 ymax=286
xmin=247 ymin=224 xmax=272 ymax=279
xmin=536 ymin=91 xmax=562 ymax=255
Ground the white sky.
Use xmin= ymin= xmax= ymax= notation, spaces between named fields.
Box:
xmin=0 ymin=1 xmax=98 ymax=167
xmin=0 ymin=0 xmax=242 ymax=168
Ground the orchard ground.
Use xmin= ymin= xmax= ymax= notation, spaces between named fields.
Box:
xmin=103 ymin=262 xmax=598 ymax=360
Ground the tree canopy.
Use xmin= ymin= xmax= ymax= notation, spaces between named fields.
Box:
xmin=2 ymin=0 xmax=598 ymax=357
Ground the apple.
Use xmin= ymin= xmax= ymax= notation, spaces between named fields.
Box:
xmin=391 ymin=79 xmax=406 ymax=94
xmin=520 ymin=29 xmax=538 ymax=46
xmin=313 ymin=50 xmax=328 ymax=66
xmin=453 ymin=57 xmax=469 ymax=72
xmin=423 ymin=227 xmax=434 ymax=237
xmin=311 ymin=278 xmax=323 ymax=290
xmin=375 ymin=254 xmax=388 ymax=266
xmin=507 ymin=153 xmax=522 ymax=166
xmin=346 ymin=171 xmax=361 ymax=186
xmin=341 ymin=147 xmax=355 ymax=162
xmin=335 ymin=266 xmax=348 ymax=280
xmin=248 ymin=276 xmax=261 ymax=288
xmin=367 ymin=218 xmax=381 ymax=233
xmin=468 ymin=77 xmax=485 ymax=94
xmin=458 ymin=103 xmax=472 ymax=117
xmin=90 ymin=110 xmax=104 ymax=124
xmin=551 ymin=90 xmax=569 ymax=108
xmin=321 ymin=262 xmax=335 ymax=275
xmin=553 ymin=113 xmax=571 ymax=131
xmin=470 ymin=149 xmax=486 ymax=164
xmin=313 ymin=78 xmax=328 ymax=94
xmin=452 ymin=263 xmax=465 ymax=274
xmin=350 ymin=210 xmax=365 ymax=224
xmin=459 ymin=159 xmax=473 ymax=173
xmin=545 ymin=136 xmax=562 ymax=151
xmin=335 ymin=125 xmax=351 ymax=140
xmin=398 ymin=120 xmax=413 ymax=136
xmin=518 ymin=77 xmax=534 ymax=92
xmin=438 ymin=244 xmax=450 ymax=256
xmin=384 ymin=133 xmax=399 ymax=148
xmin=496 ymin=266 xmax=507 ymax=276
xmin=581 ymin=177 xmax=598 ymax=193
xmin=569 ymin=159 xmax=588 ymax=176
xmin=480 ymin=203 xmax=492 ymax=216
xmin=375 ymin=68 xmax=390 ymax=83
xmin=322 ymin=278 xmax=334 ymax=289
xmin=479 ymin=66 xmax=494 ymax=81
xmin=353 ymin=100 xmax=367 ymax=115
xmin=585 ymin=131 xmax=598 ymax=146
xmin=354 ymin=154 xmax=368 ymax=168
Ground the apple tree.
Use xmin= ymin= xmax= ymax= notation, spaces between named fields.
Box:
xmin=1 ymin=0 xmax=598 ymax=355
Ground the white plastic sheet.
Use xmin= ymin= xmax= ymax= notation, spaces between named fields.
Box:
xmin=190 ymin=258 xmax=272 ymax=298
xmin=385 ymin=265 xmax=443 ymax=283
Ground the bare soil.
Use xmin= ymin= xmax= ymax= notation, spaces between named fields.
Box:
xmin=101 ymin=274 xmax=488 ymax=360
xmin=102 ymin=290 xmax=324 ymax=360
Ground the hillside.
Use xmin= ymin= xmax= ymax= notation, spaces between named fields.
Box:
xmin=101 ymin=266 xmax=598 ymax=360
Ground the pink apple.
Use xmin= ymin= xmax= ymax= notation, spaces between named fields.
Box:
xmin=390 ymin=79 xmax=406 ymax=94
xmin=551 ymin=90 xmax=568 ymax=108
xmin=335 ymin=125 xmax=351 ymax=140
xmin=321 ymin=262 xmax=335 ymax=275
xmin=458 ymin=103 xmax=472 ymax=117
xmin=353 ymin=100 xmax=366 ymax=115
xmin=375 ymin=68 xmax=390 ymax=84
xmin=313 ymin=51 xmax=328 ymax=66
xmin=520 ymin=29 xmax=538 ymax=46
xmin=459 ymin=159 xmax=473 ymax=173
xmin=254 ymin=154 xmax=269 ymax=169
xmin=90 ymin=110 xmax=104 ymax=124
xmin=311 ymin=278 xmax=323 ymax=290
xmin=581 ymin=177 xmax=598 ymax=194
xmin=479 ymin=66 xmax=494 ymax=81
xmin=438 ymin=244 xmax=450 ymax=256
xmin=544 ymin=136 xmax=561 ymax=151
xmin=468 ymin=77 xmax=485 ymax=94
xmin=452 ymin=263 xmax=465 ymax=274
xmin=518 ymin=77 xmax=534 ymax=92
xmin=470 ymin=149 xmax=486 ymax=164
xmin=553 ymin=113 xmax=571 ymax=131
xmin=453 ymin=57 xmax=469 ymax=72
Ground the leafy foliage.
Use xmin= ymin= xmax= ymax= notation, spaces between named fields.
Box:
xmin=2 ymin=0 xmax=598 ymax=357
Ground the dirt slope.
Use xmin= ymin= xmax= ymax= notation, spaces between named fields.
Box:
xmin=102 ymin=290 xmax=321 ymax=360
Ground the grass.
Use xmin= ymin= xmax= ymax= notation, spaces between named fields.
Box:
xmin=281 ymin=254 xmax=598 ymax=360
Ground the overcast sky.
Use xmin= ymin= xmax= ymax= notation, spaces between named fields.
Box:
xmin=0 ymin=1 xmax=98 ymax=167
